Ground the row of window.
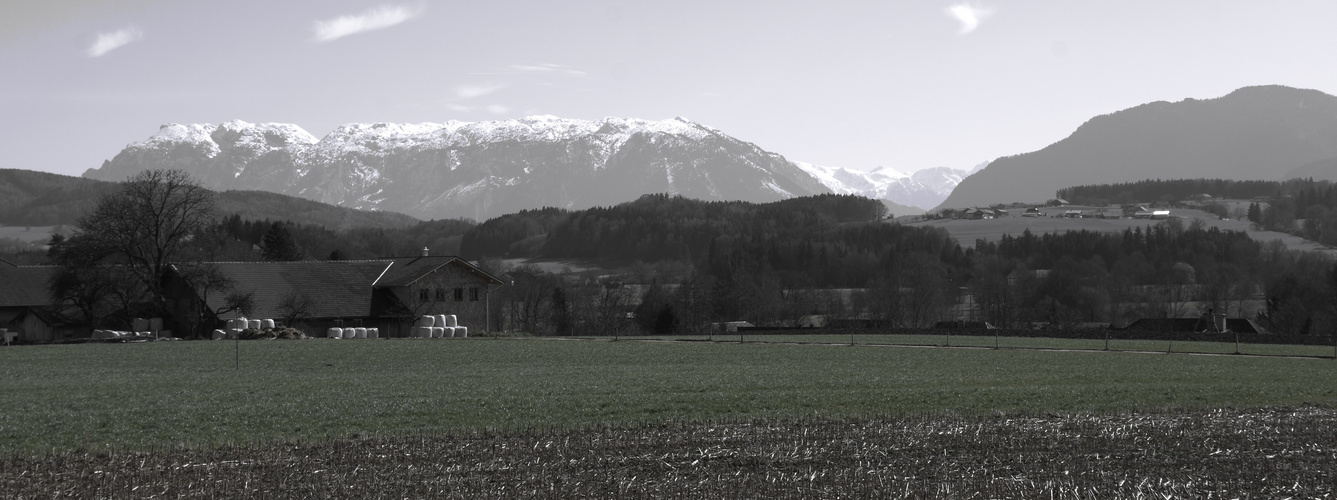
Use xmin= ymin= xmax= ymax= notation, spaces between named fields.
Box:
xmin=418 ymin=287 xmax=480 ymax=302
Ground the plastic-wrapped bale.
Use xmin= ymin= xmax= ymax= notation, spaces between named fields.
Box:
xmin=327 ymin=327 xmax=343 ymax=339
xmin=439 ymin=327 xmax=455 ymax=338
xmin=428 ymin=327 xmax=443 ymax=338
xmin=355 ymin=327 xmax=367 ymax=339
xmin=367 ymin=327 xmax=379 ymax=339
xmin=212 ymin=329 xmax=227 ymax=340
xmin=441 ymin=315 xmax=458 ymax=328
xmin=342 ymin=328 xmax=356 ymax=339
xmin=261 ymin=319 xmax=275 ymax=329
xmin=132 ymin=318 xmax=150 ymax=332
xmin=416 ymin=315 xmax=435 ymax=327
xmin=149 ymin=318 xmax=164 ymax=335
xmin=455 ymin=326 xmax=467 ymax=338
xmin=248 ymin=319 xmax=262 ymax=330
xmin=412 ymin=326 xmax=431 ymax=338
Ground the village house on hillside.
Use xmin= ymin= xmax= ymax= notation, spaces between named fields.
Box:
xmin=167 ymin=253 xmax=505 ymax=338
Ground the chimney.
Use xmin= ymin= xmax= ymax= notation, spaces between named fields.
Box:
xmin=421 ymin=246 xmax=430 ymax=257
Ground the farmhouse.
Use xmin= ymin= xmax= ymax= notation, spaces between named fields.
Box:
xmin=167 ymin=254 xmax=505 ymax=338
xmin=0 ymin=262 xmax=86 ymax=342
xmin=961 ymin=208 xmax=996 ymax=220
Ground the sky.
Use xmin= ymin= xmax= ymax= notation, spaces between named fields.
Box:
xmin=4 ymin=0 xmax=1337 ymax=178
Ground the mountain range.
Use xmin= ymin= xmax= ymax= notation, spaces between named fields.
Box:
xmin=938 ymin=85 xmax=1337 ymax=209
xmin=83 ymin=117 xmax=979 ymax=221
xmin=797 ymin=162 xmax=987 ymax=212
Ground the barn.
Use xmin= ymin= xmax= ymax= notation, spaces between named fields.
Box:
xmin=167 ymin=254 xmax=505 ymax=338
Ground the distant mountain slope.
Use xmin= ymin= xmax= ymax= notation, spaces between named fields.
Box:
xmin=0 ymin=168 xmax=418 ymax=229
xmin=796 ymin=162 xmax=987 ymax=212
xmin=85 ymin=117 xmax=831 ymax=222
xmin=937 ymin=85 xmax=1337 ymax=209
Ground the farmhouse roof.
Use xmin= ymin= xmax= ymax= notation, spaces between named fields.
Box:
xmin=197 ymin=260 xmax=394 ymax=320
xmin=375 ymin=255 xmax=505 ymax=287
xmin=0 ymin=265 xmax=55 ymax=308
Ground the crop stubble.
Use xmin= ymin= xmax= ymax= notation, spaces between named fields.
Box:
xmin=3 ymin=407 xmax=1334 ymax=498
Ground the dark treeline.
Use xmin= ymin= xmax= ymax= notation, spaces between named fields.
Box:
xmin=1056 ymin=179 xmax=1281 ymax=206
xmin=463 ymin=194 xmax=947 ymax=288
xmin=204 ymin=215 xmax=476 ymax=261
xmin=967 ymin=220 xmax=1284 ymax=330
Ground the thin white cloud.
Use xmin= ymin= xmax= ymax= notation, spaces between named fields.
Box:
xmin=486 ymin=104 xmax=510 ymax=114
xmin=86 ymin=26 xmax=143 ymax=57
xmin=504 ymin=63 xmax=589 ymax=77
xmin=456 ymin=84 xmax=504 ymax=100
xmin=312 ymin=4 xmax=425 ymax=42
xmin=945 ymin=3 xmax=993 ymax=35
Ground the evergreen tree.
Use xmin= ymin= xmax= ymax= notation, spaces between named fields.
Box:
xmin=260 ymin=222 xmax=303 ymax=261
xmin=1247 ymin=202 xmax=1262 ymax=224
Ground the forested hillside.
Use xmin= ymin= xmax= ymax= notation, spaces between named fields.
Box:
xmin=0 ymin=169 xmax=116 ymax=226
xmin=0 ymin=169 xmax=420 ymax=230
xmin=1056 ymin=179 xmax=1280 ymax=206
xmin=462 ymin=194 xmax=946 ymax=288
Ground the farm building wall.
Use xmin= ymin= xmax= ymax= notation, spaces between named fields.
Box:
xmin=387 ymin=265 xmax=491 ymax=334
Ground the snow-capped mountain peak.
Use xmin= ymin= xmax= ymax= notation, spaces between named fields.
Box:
xmin=87 ymin=116 xmax=828 ymax=221
xmin=796 ymin=161 xmax=989 ymax=211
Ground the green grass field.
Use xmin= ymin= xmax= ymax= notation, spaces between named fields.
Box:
xmin=618 ymin=333 xmax=1337 ymax=357
xmin=2 ymin=338 xmax=1334 ymax=457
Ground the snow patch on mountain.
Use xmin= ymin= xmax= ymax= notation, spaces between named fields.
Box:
xmin=796 ymin=161 xmax=989 ymax=210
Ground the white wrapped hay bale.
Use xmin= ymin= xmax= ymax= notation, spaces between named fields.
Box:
xmin=429 ymin=327 xmax=443 ymax=338
xmin=355 ymin=327 xmax=367 ymax=339
xmin=441 ymin=315 xmax=457 ymax=327
xmin=440 ymin=326 xmax=456 ymax=338
xmin=412 ymin=326 xmax=431 ymax=338
xmin=455 ymin=326 xmax=467 ymax=338
xmin=416 ymin=315 xmax=435 ymax=327
xmin=367 ymin=327 xmax=379 ymax=339
xmin=248 ymin=319 xmax=262 ymax=330
xmin=327 ymin=327 xmax=343 ymax=339
xmin=212 ymin=329 xmax=226 ymax=340
xmin=261 ymin=319 xmax=275 ymax=329
xmin=342 ymin=328 xmax=356 ymax=339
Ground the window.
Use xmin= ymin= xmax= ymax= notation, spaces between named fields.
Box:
xmin=469 ymin=287 xmax=479 ymax=301
xmin=418 ymin=289 xmax=429 ymax=302
xmin=453 ymin=287 xmax=464 ymax=301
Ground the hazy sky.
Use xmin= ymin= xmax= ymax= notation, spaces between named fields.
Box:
xmin=4 ymin=0 xmax=1337 ymax=178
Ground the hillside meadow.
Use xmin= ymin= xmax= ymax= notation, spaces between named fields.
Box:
xmin=910 ymin=204 xmax=1337 ymax=255
xmin=2 ymin=338 xmax=1334 ymax=457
